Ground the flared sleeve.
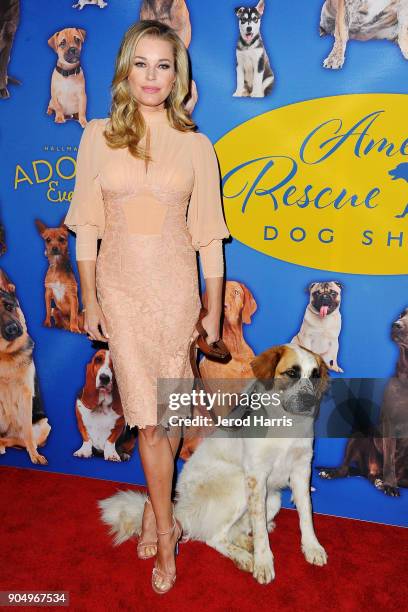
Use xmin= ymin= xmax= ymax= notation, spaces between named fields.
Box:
xmin=186 ymin=132 xmax=230 ymax=251
xmin=64 ymin=118 xmax=105 ymax=240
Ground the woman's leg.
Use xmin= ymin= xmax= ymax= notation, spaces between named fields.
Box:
xmin=138 ymin=424 xmax=182 ymax=586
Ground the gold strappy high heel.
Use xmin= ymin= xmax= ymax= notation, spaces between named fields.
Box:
xmin=136 ymin=496 xmax=157 ymax=560
xmin=151 ymin=515 xmax=183 ymax=595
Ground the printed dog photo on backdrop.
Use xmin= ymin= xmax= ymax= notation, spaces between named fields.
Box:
xmin=47 ymin=27 xmax=88 ymax=126
xmin=0 ymin=268 xmax=51 ymax=464
xmin=233 ymin=0 xmax=274 ymax=98
xmin=320 ymin=0 xmax=408 ymax=69
xmin=180 ymin=281 xmax=258 ymax=461
xmin=74 ymin=347 xmax=136 ymax=462
xmin=0 ymin=0 xmax=21 ymax=99
xmin=72 ymin=0 xmax=108 ymax=9
xmin=319 ymin=307 xmax=408 ymax=496
xmin=99 ymin=344 xmax=330 ymax=584
xmin=139 ymin=0 xmax=198 ymax=114
xmin=35 ymin=219 xmax=84 ymax=334
xmin=291 ymin=281 xmax=344 ymax=373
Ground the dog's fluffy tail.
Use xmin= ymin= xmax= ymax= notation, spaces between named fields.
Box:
xmin=97 ymin=489 xmax=147 ymax=546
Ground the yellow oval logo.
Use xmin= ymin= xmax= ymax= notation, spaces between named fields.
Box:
xmin=217 ymin=94 xmax=408 ymax=275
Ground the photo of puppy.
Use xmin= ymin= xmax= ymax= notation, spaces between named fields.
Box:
xmin=74 ymin=348 xmax=136 ymax=462
xmin=291 ymin=281 xmax=344 ymax=373
xmin=72 ymin=0 xmax=108 ymax=9
xmin=233 ymin=1 xmax=274 ymax=98
xmin=0 ymin=0 xmax=21 ymax=99
xmin=180 ymin=281 xmax=258 ymax=460
xmin=0 ymin=268 xmax=50 ymax=464
xmin=139 ymin=0 xmax=197 ymax=114
xmin=99 ymin=344 xmax=330 ymax=584
xmin=35 ymin=219 xmax=84 ymax=334
xmin=47 ymin=28 xmax=88 ymax=127
xmin=319 ymin=307 xmax=408 ymax=496
xmin=320 ymin=0 xmax=408 ymax=69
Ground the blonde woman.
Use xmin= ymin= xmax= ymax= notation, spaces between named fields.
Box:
xmin=64 ymin=20 xmax=230 ymax=594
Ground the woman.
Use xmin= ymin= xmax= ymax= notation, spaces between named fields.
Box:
xmin=64 ymin=20 xmax=230 ymax=594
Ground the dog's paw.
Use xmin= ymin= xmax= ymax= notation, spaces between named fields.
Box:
xmin=374 ymin=479 xmax=400 ymax=497
xmin=253 ymin=552 xmax=275 ymax=584
xmin=233 ymin=90 xmax=245 ymax=97
xmin=73 ymin=448 xmax=92 ymax=458
xmin=43 ymin=318 xmax=52 ymax=327
xmin=232 ymin=549 xmax=254 ymax=573
xmin=323 ymin=52 xmax=344 ymax=69
xmin=0 ymin=445 xmax=6 ymax=455
xmin=31 ymin=452 xmax=48 ymax=465
xmin=302 ymin=542 xmax=328 ymax=566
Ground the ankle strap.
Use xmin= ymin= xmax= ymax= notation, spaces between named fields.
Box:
xmin=157 ymin=516 xmax=176 ymax=536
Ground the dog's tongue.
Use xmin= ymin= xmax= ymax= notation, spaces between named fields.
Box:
xmin=320 ymin=305 xmax=329 ymax=318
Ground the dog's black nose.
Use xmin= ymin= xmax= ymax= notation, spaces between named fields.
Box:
xmin=99 ymin=373 xmax=111 ymax=386
xmin=51 ymin=247 xmax=60 ymax=255
xmin=68 ymin=47 xmax=77 ymax=54
xmin=2 ymin=321 xmax=22 ymax=341
xmin=298 ymin=393 xmax=316 ymax=410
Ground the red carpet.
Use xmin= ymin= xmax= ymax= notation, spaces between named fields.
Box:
xmin=1 ymin=466 xmax=407 ymax=612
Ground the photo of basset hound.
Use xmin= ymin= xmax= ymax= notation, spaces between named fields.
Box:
xmin=74 ymin=348 xmax=136 ymax=462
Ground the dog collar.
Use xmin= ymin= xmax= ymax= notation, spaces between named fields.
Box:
xmin=56 ymin=64 xmax=81 ymax=77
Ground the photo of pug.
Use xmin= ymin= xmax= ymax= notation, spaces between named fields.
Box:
xmin=291 ymin=281 xmax=344 ymax=372
xmin=0 ymin=0 xmax=21 ymax=99
xmin=72 ymin=0 xmax=108 ymax=9
xmin=320 ymin=0 xmax=408 ymax=69
xmin=47 ymin=28 xmax=88 ymax=127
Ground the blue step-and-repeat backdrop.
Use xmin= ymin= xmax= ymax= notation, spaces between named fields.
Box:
xmin=1 ymin=0 xmax=408 ymax=527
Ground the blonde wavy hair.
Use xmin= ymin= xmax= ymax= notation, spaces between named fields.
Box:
xmin=103 ymin=20 xmax=196 ymax=161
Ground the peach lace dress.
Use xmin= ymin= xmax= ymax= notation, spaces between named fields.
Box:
xmin=64 ymin=108 xmax=230 ymax=428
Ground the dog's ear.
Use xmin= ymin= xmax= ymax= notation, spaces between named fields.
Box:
xmin=47 ymin=31 xmax=60 ymax=51
xmin=0 ymin=268 xmax=16 ymax=296
xmin=81 ymin=362 xmax=99 ymax=408
xmin=35 ymin=219 xmax=48 ymax=235
xmin=76 ymin=28 xmax=86 ymax=43
xmin=59 ymin=219 xmax=69 ymax=232
xmin=250 ymin=345 xmax=285 ymax=380
xmin=235 ymin=6 xmax=245 ymax=16
xmin=315 ymin=355 xmax=330 ymax=399
xmin=333 ymin=281 xmax=343 ymax=290
xmin=256 ymin=0 xmax=265 ymax=15
xmin=307 ymin=282 xmax=318 ymax=292
xmin=241 ymin=282 xmax=257 ymax=324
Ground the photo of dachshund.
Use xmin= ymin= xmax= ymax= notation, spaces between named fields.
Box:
xmin=47 ymin=28 xmax=88 ymax=126
xmin=35 ymin=219 xmax=84 ymax=334
xmin=233 ymin=1 xmax=274 ymax=97
xmin=320 ymin=0 xmax=408 ymax=69
xmin=99 ymin=344 xmax=330 ymax=584
xmin=140 ymin=0 xmax=197 ymax=114
xmin=319 ymin=307 xmax=408 ymax=496
xmin=0 ymin=0 xmax=21 ymax=99
xmin=0 ymin=268 xmax=50 ymax=464
xmin=74 ymin=348 xmax=136 ymax=462
xmin=180 ymin=281 xmax=258 ymax=460
xmin=72 ymin=0 xmax=108 ymax=9
xmin=291 ymin=281 xmax=344 ymax=373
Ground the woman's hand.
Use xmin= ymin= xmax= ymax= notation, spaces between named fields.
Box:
xmin=200 ymin=312 xmax=221 ymax=345
xmin=83 ymin=299 xmax=109 ymax=342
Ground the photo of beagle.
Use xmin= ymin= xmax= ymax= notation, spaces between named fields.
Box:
xmin=74 ymin=348 xmax=136 ymax=462
xmin=319 ymin=307 xmax=408 ymax=496
xmin=320 ymin=0 xmax=408 ymax=69
xmin=180 ymin=281 xmax=258 ymax=460
xmin=291 ymin=281 xmax=344 ymax=373
xmin=35 ymin=219 xmax=84 ymax=334
xmin=0 ymin=268 xmax=51 ymax=464
xmin=233 ymin=1 xmax=274 ymax=97
xmin=72 ymin=0 xmax=108 ymax=9
xmin=139 ymin=0 xmax=197 ymax=114
xmin=0 ymin=0 xmax=21 ymax=99
xmin=100 ymin=344 xmax=329 ymax=584
xmin=47 ymin=28 xmax=88 ymax=127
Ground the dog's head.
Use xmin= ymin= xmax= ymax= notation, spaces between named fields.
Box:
xmin=235 ymin=1 xmax=264 ymax=44
xmin=81 ymin=349 xmax=117 ymax=409
xmin=0 ymin=268 xmax=29 ymax=353
xmin=391 ymin=307 xmax=408 ymax=348
xmin=47 ymin=28 xmax=86 ymax=65
xmin=307 ymin=281 xmax=342 ymax=318
xmin=204 ymin=280 xmax=257 ymax=328
xmin=250 ymin=343 xmax=329 ymax=417
xmin=35 ymin=219 xmax=70 ymax=262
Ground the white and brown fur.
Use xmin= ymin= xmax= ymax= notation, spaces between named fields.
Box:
xmin=72 ymin=0 xmax=108 ymax=9
xmin=0 ymin=269 xmax=50 ymax=464
xmin=74 ymin=348 xmax=135 ymax=461
xmin=291 ymin=281 xmax=344 ymax=373
xmin=98 ymin=344 xmax=329 ymax=584
xmin=320 ymin=0 xmax=408 ymax=69
xmin=233 ymin=1 xmax=274 ymax=97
